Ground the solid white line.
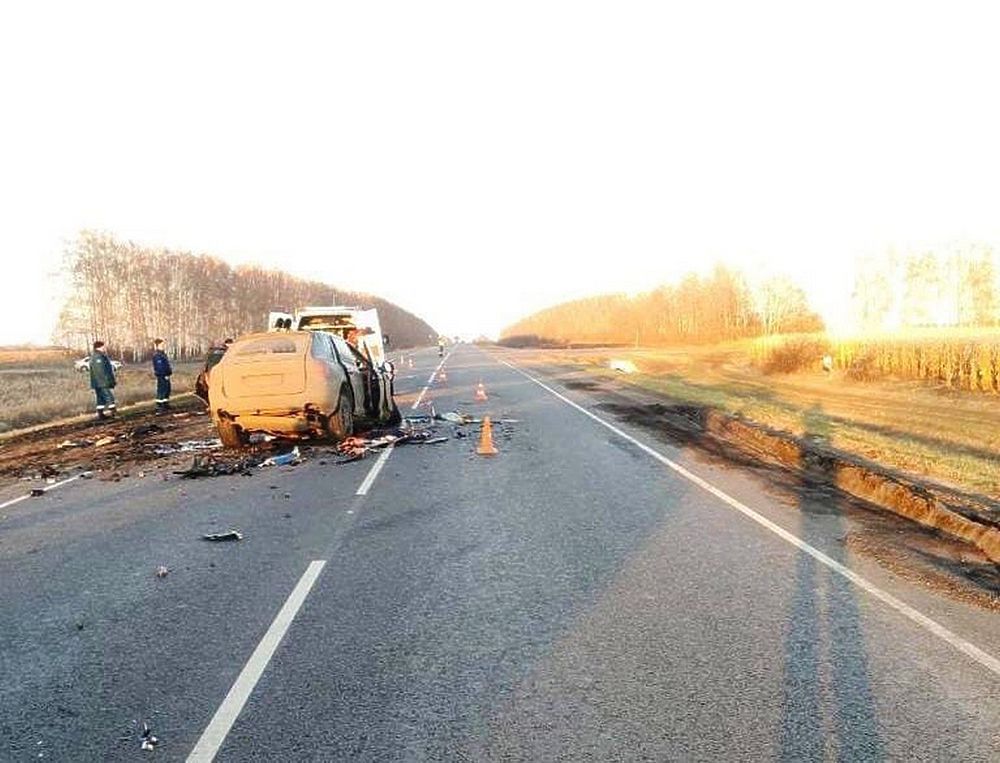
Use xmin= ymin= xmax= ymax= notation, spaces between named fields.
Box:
xmin=187 ymin=560 xmax=327 ymax=763
xmin=354 ymin=351 xmax=451 ymax=496
xmin=498 ymin=357 xmax=1000 ymax=678
xmin=0 ymin=473 xmax=86 ymax=511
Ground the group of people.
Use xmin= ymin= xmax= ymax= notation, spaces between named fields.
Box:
xmin=88 ymin=337 xmax=233 ymax=421
xmin=88 ymin=339 xmax=173 ymax=420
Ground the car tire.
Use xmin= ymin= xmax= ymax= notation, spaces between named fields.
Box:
xmin=216 ymin=417 xmax=246 ymax=448
xmin=326 ymin=386 xmax=355 ymax=442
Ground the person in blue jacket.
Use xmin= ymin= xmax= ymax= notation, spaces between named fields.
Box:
xmin=89 ymin=341 xmax=117 ymax=420
xmin=152 ymin=338 xmax=173 ymax=414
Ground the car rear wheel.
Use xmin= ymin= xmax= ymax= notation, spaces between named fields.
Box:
xmin=326 ymin=386 xmax=354 ymax=441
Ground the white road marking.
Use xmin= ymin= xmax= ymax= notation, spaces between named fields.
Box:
xmin=187 ymin=560 xmax=327 ymax=762
xmin=0 ymin=473 xmax=87 ymax=511
xmin=498 ymin=358 xmax=1000 ymax=678
xmin=354 ymin=351 xmax=451 ymax=496
xmin=355 ymin=446 xmax=394 ymax=496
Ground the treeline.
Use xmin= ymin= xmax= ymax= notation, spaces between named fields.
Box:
xmin=55 ymin=230 xmax=437 ymax=359
xmin=501 ymin=266 xmax=822 ymax=346
xmin=854 ymin=245 xmax=999 ymax=330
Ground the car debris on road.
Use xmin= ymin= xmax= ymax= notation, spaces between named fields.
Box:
xmin=202 ymin=529 xmax=243 ymax=542
xmin=139 ymin=722 xmax=158 ymax=752
xmin=174 ymin=454 xmax=261 ymax=478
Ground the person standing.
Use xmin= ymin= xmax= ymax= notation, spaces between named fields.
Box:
xmin=152 ymin=338 xmax=173 ymax=414
xmin=90 ymin=341 xmax=117 ymax=420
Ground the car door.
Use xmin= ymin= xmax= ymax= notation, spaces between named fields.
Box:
xmin=329 ymin=334 xmax=368 ymax=417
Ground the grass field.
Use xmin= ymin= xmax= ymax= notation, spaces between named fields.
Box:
xmin=521 ymin=339 xmax=1000 ymax=500
xmin=0 ymin=348 xmax=200 ymax=431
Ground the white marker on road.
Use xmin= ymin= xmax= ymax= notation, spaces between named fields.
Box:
xmin=187 ymin=560 xmax=327 ymax=762
xmin=355 ymin=351 xmax=451 ymax=496
xmin=498 ymin=357 xmax=1000 ymax=679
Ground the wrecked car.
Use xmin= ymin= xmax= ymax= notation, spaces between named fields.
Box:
xmin=207 ymin=331 xmax=400 ymax=446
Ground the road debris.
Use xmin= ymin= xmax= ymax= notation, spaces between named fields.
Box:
xmin=129 ymin=423 xmax=164 ymax=439
xmin=94 ymin=436 xmax=115 ymax=447
xmin=151 ymin=439 xmax=223 ymax=456
xmin=154 ymin=565 xmax=169 ymax=578
xmin=140 ymin=722 xmax=158 ymax=752
xmin=30 ymin=487 xmax=46 ymax=497
xmin=260 ymin=446 xmax=301 ymax=467
xmin=174 ymin=453 xmax=261 ymax=478
xmin=202 ymin=529 xmax=243 ymax=542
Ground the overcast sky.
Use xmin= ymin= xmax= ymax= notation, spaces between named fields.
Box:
xmin=2 ymin=1 xmax=1000 ymax=344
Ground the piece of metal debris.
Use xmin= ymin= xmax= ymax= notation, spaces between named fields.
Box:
xmin=202 ymin=530 xmax=243 ymax=542
xmin=155 ymin=565 xmax=169 ymax=578
xmin=140 ymin=722 xmax=158 ymax=752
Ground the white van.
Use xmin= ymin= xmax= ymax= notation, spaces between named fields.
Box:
xmin=268 ymin=306 xmax=389 ymax=367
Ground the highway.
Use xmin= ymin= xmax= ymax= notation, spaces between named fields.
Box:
xmin=1 ymin=344 xmax=998 ymax=761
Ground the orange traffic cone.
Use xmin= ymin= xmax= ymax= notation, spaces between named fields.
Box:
xmin=477 ymin=416 xmax=498 ymax=455
xmin=474 ymin=381 xmax=488 ymax=402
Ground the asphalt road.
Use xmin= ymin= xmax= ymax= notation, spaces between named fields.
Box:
xmin=1 ymin=344 xmax=998 ymax=761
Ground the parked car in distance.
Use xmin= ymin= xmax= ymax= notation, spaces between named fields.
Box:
xmin=74 ymin=356 xmax=123 ymax=373
xmin=207 ymin=331 xmax=400 ymax=447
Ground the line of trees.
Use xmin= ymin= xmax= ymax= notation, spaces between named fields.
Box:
xmin=853 ymin=245 xmax=999 ymax=331
xmin=501 ymin=265 xmax=822 ymax=346
xmin=55 ymin=230 xmax=437 ymax=359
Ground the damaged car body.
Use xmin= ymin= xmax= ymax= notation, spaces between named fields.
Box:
xmin=208 ymin=331 xmax=400 ymax=447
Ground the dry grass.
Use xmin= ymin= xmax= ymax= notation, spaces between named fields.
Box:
xmin=0 ymin=356 xmax=201 ymax=431
xmin=751 ymin=328 xmax=1000 ymax=391
xmin=517 ymin=341 xmax=1000 ymax=500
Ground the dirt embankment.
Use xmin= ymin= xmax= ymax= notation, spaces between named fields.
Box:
xmin=583 ymin=386 xmax=1000 ymax=565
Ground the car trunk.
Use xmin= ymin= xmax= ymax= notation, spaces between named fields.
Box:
xmin=221 ymin=335 xmax=308 ymax=400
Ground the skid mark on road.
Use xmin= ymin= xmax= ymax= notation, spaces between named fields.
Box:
xmin=355 ymin=351 xmax=451 ymax=496
xmin=187 ymin=560 xmax=327 ymax=762
xmin=498 ymin=357 xmax=1000 ymax=679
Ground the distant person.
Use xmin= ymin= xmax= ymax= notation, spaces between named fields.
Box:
xmin=89 ymin=341 xmax=117 ymax=420
xmin=438 ymin=336 xmax=446 ymax=357
xmin=151 ymin=338 xmax=173 ymax=414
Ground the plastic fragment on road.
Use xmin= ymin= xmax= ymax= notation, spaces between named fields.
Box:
xmin=260 ymin=446 xmax=301 ymax=467
xmin=609 ymin=359 xmax=638 ymax=374
xmin=57 ymin=439 xmax=88 ymax=449
xmin=202 ymin=529 xmax=243 ymax=542
xmin=140 ymin=722 xmax=158 ymax=752
xmin=155 ymin=565 xmax=169 ymax=578
xmin=474 ymin=381 xmax=489 ymax=401
xmin=94 ymin=436 xmax=114 ymax=447
xmin=418 ymin=437 xmax=449 ymax=445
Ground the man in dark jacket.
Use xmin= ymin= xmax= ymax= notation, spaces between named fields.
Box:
xmin=152 ymin=338 xmax=173 ymax=414
xmin=89 ymin=341 xmax=117 ymax=420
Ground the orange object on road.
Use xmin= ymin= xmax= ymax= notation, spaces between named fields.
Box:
xmin=438 ymin=370 xmax=447 ymax=383
xmin=474 ymin=381 xmax=488 ymax=402
xmin=477 ymin=416 xmax=498 ymax=456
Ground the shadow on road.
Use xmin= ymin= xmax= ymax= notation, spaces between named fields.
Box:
xmin=780 ymin=404 xmax=884 ymax=760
